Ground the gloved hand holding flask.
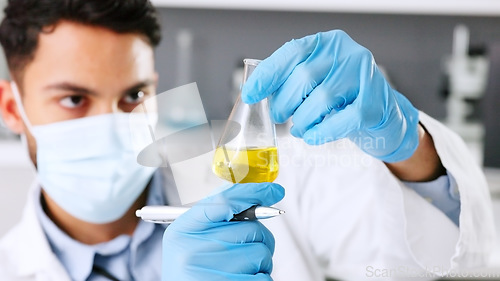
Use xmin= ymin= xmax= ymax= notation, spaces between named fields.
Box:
xmin=242 ymin=30 xmax=420 ymax=163
xmin=162 ymin=182 xmax=285 ymax=280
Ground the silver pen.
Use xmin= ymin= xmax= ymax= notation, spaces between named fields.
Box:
xmin=136 ymin=205 xmax=285 ymax=224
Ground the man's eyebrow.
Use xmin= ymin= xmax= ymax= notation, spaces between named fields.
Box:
xmin=43 ymin=80 xmax=156 ymax=95
xmin=122 ymin=80 xmax=156 ymax=94
xmin=44 ymin=82 xmax=97 ymax=95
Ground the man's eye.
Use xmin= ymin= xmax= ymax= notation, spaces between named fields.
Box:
xmin=123 ymin=91 xmax=145 ymax=104
xmin=60 ymin=95 xmax=85 ymax=108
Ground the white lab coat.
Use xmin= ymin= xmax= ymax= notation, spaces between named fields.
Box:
xmin=0 ymin=182 xmax=72 ymax=280
xmin=0 ymin=112 xmax=495 ymax=281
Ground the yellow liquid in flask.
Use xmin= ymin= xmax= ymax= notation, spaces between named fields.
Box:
xmin=212 ymin=146 xmax=279 ymax=183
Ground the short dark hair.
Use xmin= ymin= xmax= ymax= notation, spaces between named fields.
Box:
xmin=0 ymin=0 xmax=162 ymax=80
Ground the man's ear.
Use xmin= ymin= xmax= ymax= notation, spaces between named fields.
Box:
xmin=0 ymin=80 xmax=25 ymax=134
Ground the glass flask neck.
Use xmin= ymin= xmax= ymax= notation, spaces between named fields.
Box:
xmin=242 ymin=58 xmax=260 ymax=88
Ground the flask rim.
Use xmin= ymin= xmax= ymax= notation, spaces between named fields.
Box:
xmin=243 ymin=58 xmax=261 ymax=67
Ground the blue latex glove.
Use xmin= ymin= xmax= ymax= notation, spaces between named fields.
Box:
xmin=242 ymin=30 xmax=420 ymax=163
xmin=162 ymin=183 xmax=285 ymax=281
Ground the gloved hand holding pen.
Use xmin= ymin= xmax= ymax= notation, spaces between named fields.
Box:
xmin=162 ymin=182 xmax=285 ymax=280
xmin=241 ymin=30 xmax=420 ymax=163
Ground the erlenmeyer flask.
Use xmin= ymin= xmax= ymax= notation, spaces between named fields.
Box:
xmin=212 ymin=59 xmax=278 ymax=183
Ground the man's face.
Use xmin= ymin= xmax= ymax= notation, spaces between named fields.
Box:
xmin=3 ymin=20 xmax=157 ymax=162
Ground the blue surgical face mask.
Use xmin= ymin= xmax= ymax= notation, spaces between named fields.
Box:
xmin=11 ymin=82 xmax=157 ymax=224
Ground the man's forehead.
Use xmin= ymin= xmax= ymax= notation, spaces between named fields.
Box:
xmin=22 ymin=20 xmax=155 ymax=91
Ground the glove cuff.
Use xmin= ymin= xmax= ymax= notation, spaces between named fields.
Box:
xmin=378 ymin=92 xmax=420 ymax=163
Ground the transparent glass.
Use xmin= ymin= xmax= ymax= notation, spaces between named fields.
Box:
xmin=212 ymin=59 xmax=279 ymax=183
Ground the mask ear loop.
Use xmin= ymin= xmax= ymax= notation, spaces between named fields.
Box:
xmin=9 ymin=81 xmax=39 ymax=172
xmin=10 ymin=81 xmax=34 ymax=132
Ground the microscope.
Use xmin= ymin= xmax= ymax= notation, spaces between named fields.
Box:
xmin=444 ymin=24 xmax=489 ymax=165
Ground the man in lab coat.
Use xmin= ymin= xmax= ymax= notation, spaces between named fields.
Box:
xmin=0 ymin=0 xmax=495 ymax=280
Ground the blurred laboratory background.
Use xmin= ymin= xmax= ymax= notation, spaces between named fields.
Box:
xmin=1 ymin=0 xmax=500 ymax=278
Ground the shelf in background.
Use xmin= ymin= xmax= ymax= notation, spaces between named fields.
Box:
xmin=151 ymin=0 xmax=500 ymax=16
